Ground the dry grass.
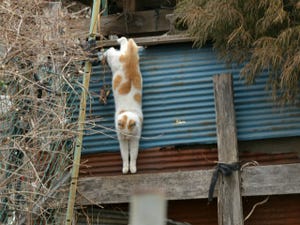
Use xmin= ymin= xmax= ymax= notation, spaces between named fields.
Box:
xmin=0 ymin=0 xmax=91 ymax=224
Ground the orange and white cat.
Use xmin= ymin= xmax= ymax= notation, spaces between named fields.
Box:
xmin=104 ymin=37 xmax=143 ymax=174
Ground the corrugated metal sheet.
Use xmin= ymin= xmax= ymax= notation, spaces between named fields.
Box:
xmin=81 ymin=43 xmax=300 ymax=154
xmin=76 ymin=195 xmax=300 ymax=225
xmin=76 ymin=208 xmax=188 ymax=225
xmin=167 ymin=195 xmax=300 ymax=225
xmin=168 ymin=199 xmax=218 ymax=225
xmin=243 ymin=195 xmax=300 ymax=225
xmin=79 ymin=147 xmax=300 ymax=177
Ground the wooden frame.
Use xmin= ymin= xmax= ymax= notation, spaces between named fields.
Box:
xmin=75 ymin=163 xmax=300 ymax=205
xmin=213 ymin=74 xmax=244 ymax=225
xmin=73 ymin=74 xmax=300 ymax=207
xmin=100 ymin=9 xmax=173 ymax=36
xmin=97 ymin=34 xmax=192 ymax=47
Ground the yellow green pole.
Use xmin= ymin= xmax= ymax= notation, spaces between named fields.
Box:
xmin=65 ymin=1 xmax=101 ymax=224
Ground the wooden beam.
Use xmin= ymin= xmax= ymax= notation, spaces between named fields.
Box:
xmin=213 ymin=74 xmax=244 ymax=225
xmin=213 ymin=74 xmax=239 ymax=162
xmin=97 ymin=34 xmax=192 ymax=48
xmin=76 ymin=169 xmax=212 ymax=204
xmin=242 ymin=163 xmax=300 ymax=196
xmin=67 ymin=20 xmax=192 ymax=46
xmin=74 ymin=163 xmax=300 ymax=205
xmin=100 ymin=9 xmax=172 ymax=36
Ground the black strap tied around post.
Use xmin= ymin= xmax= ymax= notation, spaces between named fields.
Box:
xmin=208 ymin=162 xmax=240 ymax=203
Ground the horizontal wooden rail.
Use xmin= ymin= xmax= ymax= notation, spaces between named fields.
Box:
xmin=75 ymin=163 xmax=300 ymax=205
xmin=97 ymin=34 xmax=192 ymax=48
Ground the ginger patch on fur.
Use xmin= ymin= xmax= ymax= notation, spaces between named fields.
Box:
xmin=113 ymin=74 xmax=122 ymax=90
xmin=118 ymin=114 xmax=128 ymax=129
xmin=128 ymin=119 xmax=136 ymax=131
xmin=134 ymin=93 xmax=141 ymax=104
xmin=118 ymin=80 xmax=131 ymax=94
xmin=118 ymin=39 xmax=142 ymax=95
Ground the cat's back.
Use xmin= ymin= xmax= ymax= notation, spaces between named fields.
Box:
xmin=112 ymin=38 xmax=142 ymax=112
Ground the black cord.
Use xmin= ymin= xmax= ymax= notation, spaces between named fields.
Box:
xmin=83 ymin=39 xmax=100 ymax=66
xmin=208 ymin=162 xmax=240 ymax=202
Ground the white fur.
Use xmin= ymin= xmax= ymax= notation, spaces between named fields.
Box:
xmin=117 ymin=112 xmax=142 ymax=174
xmin=104 ymin=37 xmax=143 ymax=174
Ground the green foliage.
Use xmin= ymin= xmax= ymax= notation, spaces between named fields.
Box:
xmin=175 ymin=0 xmax=300 ymax=103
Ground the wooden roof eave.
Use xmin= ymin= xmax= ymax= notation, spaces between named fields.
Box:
xmin=96 ymin=34 xmax=193 ymax=48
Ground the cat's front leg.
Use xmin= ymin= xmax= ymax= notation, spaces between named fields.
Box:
xmin=129 ymin=138 xmax=140 ymax=174
xmin=102 ymin=47 xmax=116 ymax=59
xmin=117 ymin=37 xmax=128 ymax=52
xmin=119 ymin=138 xmax=129 ymax=174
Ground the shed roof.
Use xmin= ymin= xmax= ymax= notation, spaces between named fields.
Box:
xmin=80 ymin=43 xmax=300 ymax=154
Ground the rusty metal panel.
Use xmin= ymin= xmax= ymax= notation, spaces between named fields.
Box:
xmin=243 ymin=195 xmax=300 ymax=225
xmin=76 ymin=208 xmax=188 ymax=225
xmin=167 ymin=195 xmax=300 ymax=225
xmin=81 ymin=43 xmax=300 ymax=154
xmin=76 ymin=195 xmax=300 ymax=225
xmin=79 ymin=147 xmax=300 ymax=177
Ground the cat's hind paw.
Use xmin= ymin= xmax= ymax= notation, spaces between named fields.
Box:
xmin=130 ymin=165 xmax=137 ymax=174
xmin=122 ymin=166 xmax=129 ymax=174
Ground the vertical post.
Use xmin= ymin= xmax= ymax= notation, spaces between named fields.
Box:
xmin=123 ymin=0 xmax=137 ymax=12
xmin=213 ymin=74 xmax=244 ymax=225
xmin=64 ymin=1 xmax=101 ymax=224
xmin=129 ymin=191 xmax=167 ymax=225
xmin=101 ymin=0 xmax=108 ymax=16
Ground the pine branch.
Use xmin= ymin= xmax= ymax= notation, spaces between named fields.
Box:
xmin=175 ymin=0 xmax=300 ymax=103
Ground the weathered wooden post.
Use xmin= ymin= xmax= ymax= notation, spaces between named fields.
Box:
xmin=213 ymin=74 xmax=244 ymax=225
xmin=129 ymin=190 xmax=167 ymax=225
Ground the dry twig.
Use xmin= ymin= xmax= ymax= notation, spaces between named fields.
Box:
xmin=0 ymin=0 xmax=91 ymax=224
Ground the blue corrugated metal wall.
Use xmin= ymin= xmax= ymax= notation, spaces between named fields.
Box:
xmin=81 ymin=44 xmax=300 ymax=154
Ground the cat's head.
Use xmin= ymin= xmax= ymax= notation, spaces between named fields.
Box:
xmin=116 ymin=111 xmax=142 ymax=137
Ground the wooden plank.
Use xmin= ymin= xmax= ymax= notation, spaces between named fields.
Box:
xmin=97 ymin=34 xmax=192 ymax=47
xmin=242 ymin=163 xmax=300 ymax=196
xmin=213 ymin=74 xmax=244 ymax=225
xmin=100 ymin=9 xmax=172 ymax=36
xmin=74 ymin=163 xmax=300 ymax=205
xmin=67 ymin=20 xmax=191 ymax=46
xmin=213 ymin=74 xmax=239 ymax=162
xmin=76 ymin=169 xmax=213 ymax=204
